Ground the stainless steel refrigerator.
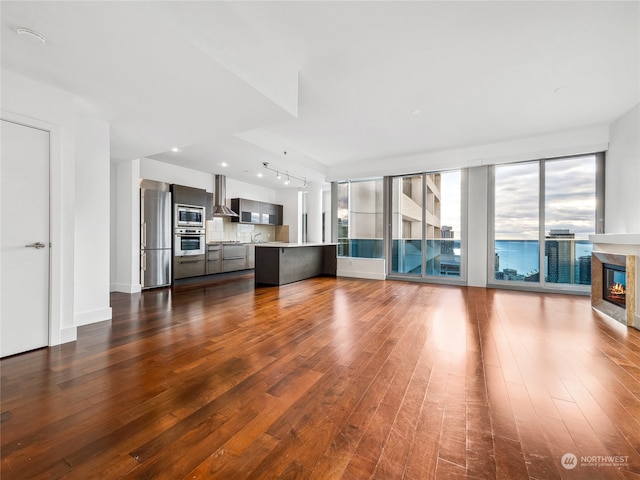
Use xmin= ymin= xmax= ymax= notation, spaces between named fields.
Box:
xmin=140 ymin=180 xmax=172 ymax=288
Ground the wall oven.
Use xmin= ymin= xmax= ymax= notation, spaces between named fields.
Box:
xmin=175 ymin=204 xmax=205 ymax=229
xmin=174 ymin=228 xmax=205 ymax=256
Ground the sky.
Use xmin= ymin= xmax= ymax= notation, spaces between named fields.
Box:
xmin=495 ymin=155 xmax=596 ymax=240
xmin=439 ymin=170 xmax=461 ymax=235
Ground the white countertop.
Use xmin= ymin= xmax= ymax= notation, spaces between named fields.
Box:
xmin=254 ymin=242 xmax=337 ymax=248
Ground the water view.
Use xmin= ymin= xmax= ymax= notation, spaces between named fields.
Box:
xmin=495 ymin=239 xmax=593 ymax=284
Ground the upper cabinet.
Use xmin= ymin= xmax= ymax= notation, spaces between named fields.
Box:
xmin=172 ymin=184 xmax=206 ymax=207
xmin=260 ymin=202 xmax=283 ymax=225
xmin=231 ymin=198 xmax=283 ymax=225
xmin=206 ymin=192 xmax=213 ymax=220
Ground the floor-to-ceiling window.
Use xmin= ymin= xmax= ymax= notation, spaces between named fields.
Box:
xmin=389 ymin=170 xmax=463 ymax=279
xmin=491 ymin=154 xmax=599 ymax=291
xmin=493 ymin=162 xmax=540 ymax=282
xmin=390 ymin=174 xmax=423 ymax=274
xmin=336 ymin=178 xmax=383 ymax=258
xmin=427 ymin=170 xmax=461 ymax=277
xmin=544 ymin=156 xmax=596 ymax=286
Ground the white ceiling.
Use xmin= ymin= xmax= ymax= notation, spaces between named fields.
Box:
xmin=2 ymin=1 xmax=638 ymax=189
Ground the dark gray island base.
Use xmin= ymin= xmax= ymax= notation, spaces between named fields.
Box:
xmin=255 ymin=243 xmax=337 ymax=286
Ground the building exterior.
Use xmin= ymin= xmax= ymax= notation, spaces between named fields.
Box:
xmin=545 ymin=229 xmax=575 ymax=284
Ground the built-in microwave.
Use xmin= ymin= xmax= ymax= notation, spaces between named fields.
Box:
xmin=175 ymin=204 xmax=205 ymax=228
xmin=174 ymin=228 xmax=205 ymax=256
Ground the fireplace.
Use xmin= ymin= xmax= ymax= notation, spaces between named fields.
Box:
xmin=602 ymin=263 xmax=626 ymax=308
xmin=591 ymin=250 xmax=636 ymax=327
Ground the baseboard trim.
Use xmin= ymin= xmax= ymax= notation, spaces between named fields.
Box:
xmin=75 ymin=307 xmax=113 ymax=327
xmin=58 ymin=326 xmax=77 ymax=345
xmin=112 ymin=283 xmax=142 ymax=294
xmin=337 ymin=270 xmax=386 ymax=280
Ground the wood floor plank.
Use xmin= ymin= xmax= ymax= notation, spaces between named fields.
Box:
xmin=2 ymin=276 xmax=640 ymax=479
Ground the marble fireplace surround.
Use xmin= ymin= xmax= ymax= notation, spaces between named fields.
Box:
xmin=590 ymin=234 xmax=639 ymax=329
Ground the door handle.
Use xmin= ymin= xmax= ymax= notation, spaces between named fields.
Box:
xmin=25 ymin=242 xmax=46 ymax=249
xmin=141 ymin=222 xmax=147 ymax=248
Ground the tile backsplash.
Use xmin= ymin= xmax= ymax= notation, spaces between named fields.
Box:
xmin=205 ymin=217 xmax=278 ymax=243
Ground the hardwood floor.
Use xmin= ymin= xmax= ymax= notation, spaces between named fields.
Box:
xmin=2 ymin=275 xmax=640 ymax=479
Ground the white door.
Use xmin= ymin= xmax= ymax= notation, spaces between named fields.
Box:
xmin=1 ymin=119 xmax=50 ymax=357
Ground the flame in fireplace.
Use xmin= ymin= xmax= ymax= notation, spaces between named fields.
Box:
xmin=609 ymin=282 xmax=626 ymax=300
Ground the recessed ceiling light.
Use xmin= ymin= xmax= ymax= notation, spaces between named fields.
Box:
xmin=16 ymin=27 xmax=47 ymax=45
xmin=221 ymin=162 xmax=228 ymax=167
xmin=171 ymin=147 xmax=179 ymax=152
xmin=411 ymin=109 xmax=422 ymax=115
xmin=257 ymin=173 xmax=263 ymax=178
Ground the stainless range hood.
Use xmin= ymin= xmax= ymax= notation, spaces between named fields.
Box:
xmin=212 ymin=174 xmax=238 ymax=217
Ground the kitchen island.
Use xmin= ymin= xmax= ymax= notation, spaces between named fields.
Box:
xmin=255 ymin=243 xmax=337 ymax=286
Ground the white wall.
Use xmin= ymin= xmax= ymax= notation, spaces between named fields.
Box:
xmin=606 ymin=104 xmax=640 ymax=234
xmin=276 ymin=188 xmax=301 ymax=242
xmin=74 ymin=113 xmax=112 ymax=324
xmin=139 ymin=157 xmax=278 ymax=203
xmin=140 ymin=158 xmax=213 ymax=192
xmin=327 ymin=125 xmax=610 ymax=182
xmin=307 ymin=181 xmax=323 ymax=243
xmin=114 ymin=159 xmax=141 ymax=293
xmin=227 ymin=177 xmax=277 ymax=203
xmin=110 ymin=163 xmax=118 ymax=290
xmin=337 ymin=258 xmax=385 ymax=280
xmin=1 ymin=69 xmax=112 ymax=344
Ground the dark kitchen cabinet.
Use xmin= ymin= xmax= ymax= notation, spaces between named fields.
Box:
xmin=174 ymin=254 xmax=205 ymax=279
xmin=222 ymin=243 xmax=246 ymax=272
xmin=261 ymin=202 xmax=283 ymax=225
xmin=231 ymin=198 xmax=260 ymax=224
xmin=231 ymin=198 xmax=282 ymax=225
xmin=206 ymin=244 xmax=222 ymax=275
xmin=172 ymin=184 xmax=206 ymax=207
xmin=206 ymin=192 xmax=213 ymax=220
xmin=246 ymin=244 xmax=256 ymax=269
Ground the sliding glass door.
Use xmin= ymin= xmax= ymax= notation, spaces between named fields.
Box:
xmin=544 ymin=156 xmax=596 ymax=286
xmin=494 ymin=162 xmax=540 ymax=282
xmin=390 ymin=174 xmax=423 ymax=275
xmin=337 ymin=179 xmax=384 ymax=258
xmin=389 ymin=171 xmax=462 ymax=279
xmin=491 ymin=154 xmax=598 ymax=290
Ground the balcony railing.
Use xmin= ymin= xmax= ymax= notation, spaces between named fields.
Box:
xmin=494 ymin=239 xmax=593 ymax=285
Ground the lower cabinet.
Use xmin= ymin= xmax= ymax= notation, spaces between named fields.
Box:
xmin=222 ymin=244 xmax=246 ymax=272
xmin=205 ymin=243 xmax=252 ymax=274
xmin=206 ymin=245 xmax=222 ymax=275
xmin=223 ymin=257 xmax=247 ymax=272
xmin=174 ymin=254 xmax=205 ymax=279
xmin=246 ymin=244 xmax=255 ymax=269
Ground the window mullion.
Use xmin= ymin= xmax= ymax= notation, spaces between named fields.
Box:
xmin=539 ymin=160 xmax=546 ymax=287
xmin=422 ymin=173 xmax=427 ymax=277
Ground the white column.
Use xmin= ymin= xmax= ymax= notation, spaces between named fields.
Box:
xmin=323 ymin=189 xmax=332 ymax=243
xmin=307 ymin=181 xmax=323 ymax=243
xmin=467 ymin=166 xmax=488 ymax=287
xmin=115 ymin=158 xmax=141 ymax=293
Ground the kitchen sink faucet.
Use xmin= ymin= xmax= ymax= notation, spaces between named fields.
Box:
xmin=252 ymin=233 xmax=262 ymax=242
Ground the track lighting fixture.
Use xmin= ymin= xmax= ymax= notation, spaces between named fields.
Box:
xmin=262 ymin=162 xmax=307 ymax=187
